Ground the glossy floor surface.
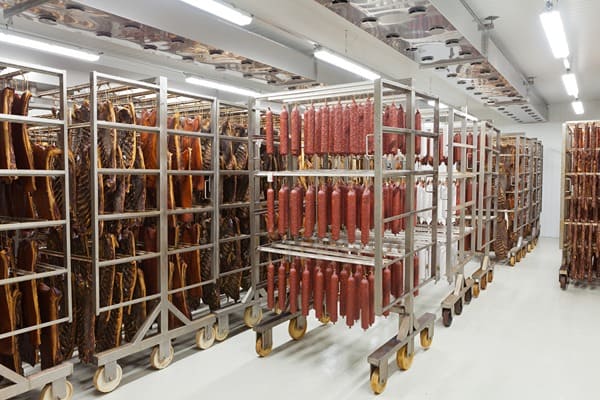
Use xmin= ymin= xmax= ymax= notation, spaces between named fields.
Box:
xmin=18 ymin=237 xmax=600 ymax=399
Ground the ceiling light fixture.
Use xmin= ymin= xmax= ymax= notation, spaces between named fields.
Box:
xmin=572 ymin=99 xmax=584 ymax=115
xmin=314 ymin=48 xmax=380 ymax=81
xmin=562 ymin=72 xmax=579 ymax=97
xmin=0 ymin=31 xmax=99 ymax=62
xmin=563 ymin=58 xmax=570 ymax=70
xmin=427 ymin=100 xmax=448 ymax=109
xmin=185 ymin=76 xmax=260 ymax=97
xmin=179 ymin=0 xmax=252 ymax=26
xmin=539 ymin=9 xmax=569 ymax=58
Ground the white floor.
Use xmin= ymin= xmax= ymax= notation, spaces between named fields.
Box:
xmin=19 ymin=237 xmax=600 ymax=399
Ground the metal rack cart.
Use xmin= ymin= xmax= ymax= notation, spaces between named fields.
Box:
xmin=440 ymin=109 xmax=478 ymax=327
xmin=498 ymin=134 xmax=531 ymax=266
xmin=559 ymin=121 xmax=599 ymax=290
xmin=249 ymin=79 xmax=440 ymax=394
xmin=0 ymin=58 xmax=73 ymax=400
xmin=528 ymin=139 xmax=543 ymax=250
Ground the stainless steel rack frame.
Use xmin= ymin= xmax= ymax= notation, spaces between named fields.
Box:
xmin=249 ymin=79 xmax=439 ymax=395
xmin=0 ymin=58 xmax=73 ymax=400
xmin=528 ymin=139 xmax=543 ymax=249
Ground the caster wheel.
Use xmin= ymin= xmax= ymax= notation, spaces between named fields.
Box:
xmin=464 ymin=288 xmax=472 ymax=304
xmin=480 ymin=276 xmax=488 ymax=290
xmin=255 ymin=335 xmax=272 ymax=357
xmin=487 ymin=269 xmax=494 ymax=283
xmin=288 ymin=318 xmax=307 ymax=340
xmin=370 ymin=368 xmax=387 ymax=395
xmin=516 ymin=251 xmax=522 ymax=262
xmin=40 ymin=381 xmax=73 ymax=400
xmin=472 ymin=282 xmax=480 ymax=298
xmin=521 ymin=248 xmax=527 ymax=259
xmin=420 ymin=328 xmax=433 ymax=349
xmin=454 ymin=299 xmax=463 ymax=316
xmin=442 ymin=308 xmax=452 ymax=327
xmin=93 ymin=365 xmax=123 ymax=394
xmin=396 ymin=345 xmax=414 ymax=371
xmin=215 ymin=323 xmax=229 ymax=342
xmin=244 ymin=306 xmax=263 ymax=328
xmin=150 ymin=345 xmax=174 ymax=370
xmin=319 ymin=314 xmax=331 ymax=324
xmin=509 ymin=256 xmax=516 ymax=267
xmin=528 ymin=244 xmax=533 ymax=252
xmin=559 ymin=275 xmax=567 ymax=290
xmin=196 ymin=325 xmax=216 ymax=350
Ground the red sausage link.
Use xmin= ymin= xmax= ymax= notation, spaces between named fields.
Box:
xmin=439 ymin=132 xmax=445 ymax=162
xmin=290 ymin=187 xmax=301 ymax=237
xmin=368 ymin=270 xmax=375 ymax=325
xmin=267 ymin=262 xmax=275 ymax=310
xmin=267 ymin=185 xmax=275 ymax=238
xmin=342 ymin=104 xmax=350 ymax=156
xmin=315 ymin=107 xmax=322 ymax=155
xmin=392 ymin=184 xmax=401 ymax=234
xmin=383 ymin=105 xmax=391 ymax=154
xmin=415 ymin=110 xmax=422 ymax=156
xmin=324 ymin=264 xmax=333 ymax=318
xmin=354 ymin=265 xmax=362 ymax=321
xmin=333 ymin=101 xmax=343 ymax=155
xmin=389 ymin=103 xmax=400 ymax=154
xmin=320 ymin=105 xmax=329 ymax=155
xmin=361 ymin=186 xmax=371 ymax=245
xmin=339 ymin=266 xmax=349 ymax=317
xmin=383 ymin=183 xmax=391 ymax=231
xmin=289 ymin=262 xmax=298 ymax=313
xmin=399 ymin=181 xmax=406 ymax=231
xmin=349 ymin=100 xmax=360 ymax=155
xmin=278 ymin=261 xmax=287 ymax=311
xmin=339 ymin=183 xmax=348 ymax=229
xmin=304 ymin=185 xmax=315 ymax=239
xmin=359 ymin=103 xmax=367 ymax=155
xmin=329 ymin=270 xmax=339 ymax=323
xmin=278 ymin=184 xmax=289 ymax=236
xmin=346 ymin=274 xmax=355 ymax=327
xmin=317 ymin=185 xmax=327 ymax=239
xmin=365 ymin=98 xmax=373 ymax=155
xmin=326 ymin=181 xmax=333 ymax=226
xmin=291 ymin=105 xmax=301 ymax=156
xmin=266 ymin=108 xmax=274 ymax=155
xmin=369 ymin=184 xmax=375 ymax=230
xmin=467 ymin=132 xmax=473 ymax=166
xmin=280 ymin=106 xmax=289 ymax=156
xmin=453 ymin=133 xmax=461 ymax=164
xmin=314 ymin=268 xmax=324 ymax=319
xmin=331 ymin=186 xmax=341 ymax=241
xmin=354 ymin=184 xmax=363 ymax=231
xmin=329 ymin=104 xmax=335 ymax=154
xmin=301 ymin=265 xmax=310 ymax=316
xmin=347 ymin=187 xmax=357 ymax=243
xmin=360 ymin=276 xmax=369 ymax=330
xmin=305 ymin=105 xmax=315 ymax=156
xmin=398 ymin=104 xmax=406 ymax=155
xmin=383 ymin=267 xmax=391 ymax=317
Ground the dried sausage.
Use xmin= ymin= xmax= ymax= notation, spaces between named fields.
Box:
xmin=399 ymin=181 xmax=406 ymax=231
xmin=267 ymin=185 xmax=275 ymax=238
xmin=368 ymin=271 xmax=375 ymax=325
xmin=329 ymin=104 xmax=335 ymax=154
xmin=291 ymin=105 xmax=301 ymax=156
xmin=320 ymin=105 xmax=329 ymax=155
xmin=304 ymin=185 xmax=315 ymax=239
xmin=383 ymin=183 xmax=391 ymax=231
xmin=339 ymin=183 xmax=348 ymax=229
xmin=354 ymin=265 xmax=362 ymax=321
xmin=398 ymin=104 xmax=406 ymax=155
xmin=383 ymin=267 xmax=391 ymax=317
xmin=266 ymin=107 xmax=274 ymax=155
xmin=346 ymin=274 xmax=355 ymax=327
xmin=333 ymin=101 xmax=343 ymax=155
xmin=365 ymin=98 xmax=373 ymax=155
xmin=354 ymin=184 xmax=363 ymax=230
xmin=359 ymin=103 xmax=367 ymax=155
xmin=317 ymin=185 xmax=327 ymax=239
xmin=305 ymin=105 xmax=315 ymax=156
xmin=278 ymin=184 xmax=289 ymax=236
xmin=280 ymin=106 xmax=289 ymax=156
xmin=326 ymin=182 xmax=333 ymax=226
xmin=289 ymin=262 xmax=299 ymax=313
xmin=342 ymin=104 xmax=350 ymax=156
xmin=347 ymin=187 xmax=357 ymax=243
xmin=360 ymin=276 xmax=369 ymax=330
xmin=329 ymin=270 xmax=339 ymax=323
xmin=453 ymin=133 xmax=462 ymax=164
xmin=290 ymin=186 xmax=301 ymax=237
xmin=278 ymin=261 xmax=287 ymax=311
xmin=369 ymin=184 xmax=375 ymax=230
xmin=331 ymin=185 xmax=341 ymax=241
xmin=314 ymin=267 xmax=324 ymax=319
xmin=267 ymin=262 xmax=275 ymax=310
xmin=361 ymin=186 xmax=371 ymax=245
xmin=301 ymin=265 xmax=310 ymax=316
xmin=349 ymin=100 xmax=360 ymax=155
xmin=324 ymin=263 xmax=333 ymax=317
xmin=339 ymin=265 xmax=349 ymax=317
xmin=315 ymin=107 xmax=322 ymax=155
xmin=392 ymin=184 xmax=401 ymax=234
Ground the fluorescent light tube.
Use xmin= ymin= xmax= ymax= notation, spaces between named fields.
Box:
xmin=563 ymin=58 xmax=570 ymax=70
xmin=539 ymin=10 xmax=569 ymax=58
xmin=562 ymin=73 xmax=579 ymax=97
xmin=180 ymin=0 xmax=252 ymax=26
xmin=572 ymin=100 xmax=584 ymax=115
xmin=185 ymin=76 xmax=260 ymax=97
xmin=314 ymin=49 xmax=380 ymax=81
xmin=427 ymin=100 xmax=448 ymax=109
xmin=0 ymin=32 xmax=99 ymax=62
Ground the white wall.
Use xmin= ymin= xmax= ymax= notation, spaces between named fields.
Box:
xmin=496 ymin=99 xmax=600 ymax=238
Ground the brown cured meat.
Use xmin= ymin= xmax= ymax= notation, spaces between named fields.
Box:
xmin=182 ymin=223 xmax=203 ymax=303
xmin=304 ymin=185 xmax=316 ymax=239
xmin=279 ymin=107 xmax=289 ymax=156
xmin=71 ymin=234 xmax=95 ymax=363
xmin=116 ymin=104 xmax=137 ymax=169
xmin=361 ymin=187 xmax=371 ymax=245
xmin=95 ymin=272 xmax=124 ymax=353
xmin=17 ymin=239 xmax=41 ymax=359
xmin=124 ymin=268 xmax=147 ymax=342
xmin=266 ymin=108 xmax=274 ymax=155
xmin=125 ymin=146 xmax=146 ymax=224
xmin=291 ymin=105 xmax=301 ymax=156
xmin=0 ymin=87 xmax=16 ymax=179
xmin=320 ymin=105 xmax=330 ymax=155
xmin=179 ymin=147 xmax=194 ymax=223
xmin=11 ymin=90 xmax=36 ymax=192
xmin=139 ymin=109 xmax=158 ymax=195
xmin=32 ymin=145 xmax=62 ymax=220
xmin=38 ymin=283 xmax=62 ymax=369
xmin=98 ymin=233 xmax=118 ymax=323
xmin=169 ymin=259 xmax=191 ymax=329
xmin=278 ymin=184 xmax=289 ymax=236
xmin=98 ymin=101 xmax=118 ymax=192
xmin=117 ymin=230 xmax=138 ymax=311
xmin=304 ymin=105 xmax=316 ymax=156
xmin=0 ymin=250 xmax=21 ymax=373
xmin=182 ymin=117 xmax=205 ymax=192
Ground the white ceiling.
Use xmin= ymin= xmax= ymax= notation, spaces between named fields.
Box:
xmin=467 ymin=0 xmax=600 ymax=105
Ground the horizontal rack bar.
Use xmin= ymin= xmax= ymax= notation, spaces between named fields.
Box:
xmin=0 ymin=113 xmax=64 ymax=126
xmin=219 ymin=135 xmax=249 ymax=142
xmin=0 ymin=219 xmax=66 ymax=232
xmin=0 ymin=264 xmax=67 ymax=286
xmin=219 ymin=234 xmax=251 ymax=244
xmin=98 ymin=168 xmax=160 ymax=175
xmin=98 ymin=293 xmax=162 ymax=314
xmin=0 ymin=317 xmax=69 ymax=340
xmin=219 ymin=265 xmax=252 ymax=278
xmin=382 ymin=126 xmax=439 ymax=138
xmin=168 ymin=243 xmax=214 ymax=256
xmin=219 ymin=170 xmax=251 ymax=176
xmin=167 ymin=128 xmax=213 ymax=139
xmin=167 ymin=278 xmax=216 ymax=297
xmin=452 ymin=143 xmax=477 ymax=149
xmin=168 ymin=170 xmax=214 ymax=176
xmin=97 ymin=210 xmax=160 ymax=221
xmin=0 ymin=169 xmax=65 ymax=177
xmin=219 ymin=201 xmax=251 ymax=210
xmin=96 ymin=120 xmax=160 ymax=133
xmin=97 ymin=251 xmax=160 ymax=267
xmin=96 ymin=72 xmax=161 ymax=90
xmin=167 ymin=205 xmax=214 ymax=215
